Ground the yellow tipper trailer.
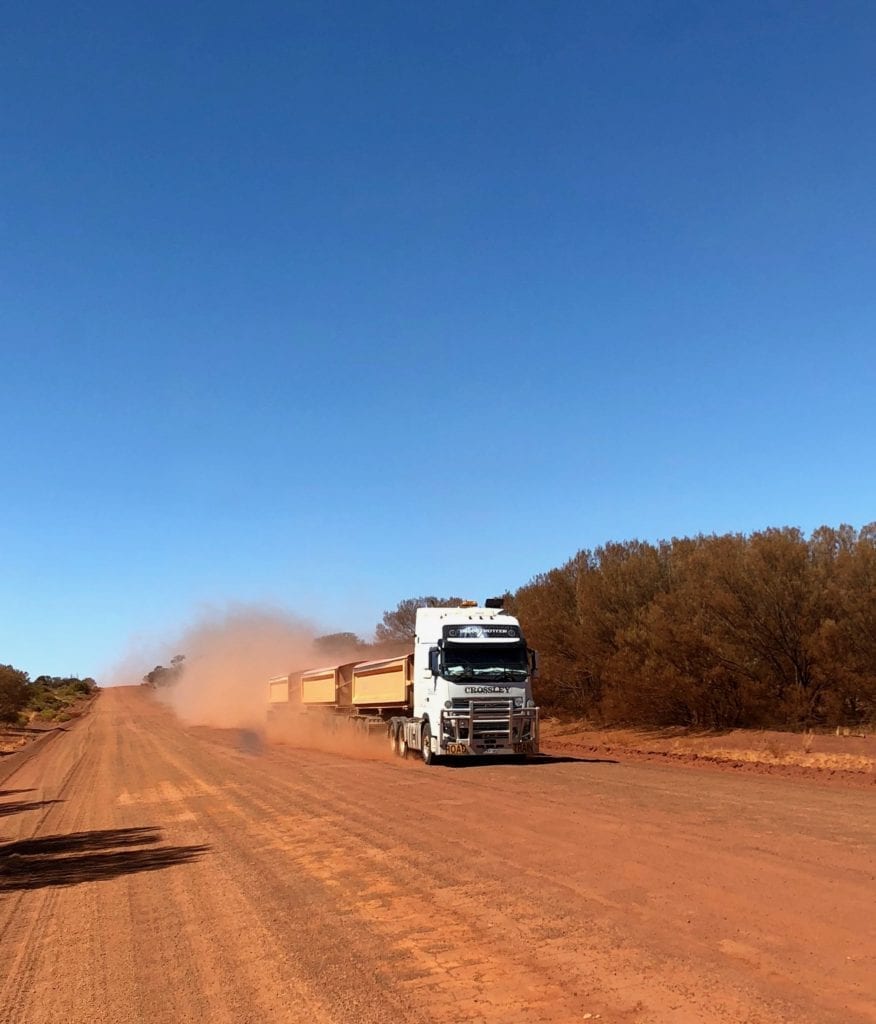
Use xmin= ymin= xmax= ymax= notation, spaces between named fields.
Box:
xmin=351 ymin=655 xmax=412 ymax=708
xmin=300 ymin=667 xmax=338 ymax=705
xmin=300 ymin=663 xmax=357 ymax=707
xmin=268 ymin=674 xmax=291 ymax=705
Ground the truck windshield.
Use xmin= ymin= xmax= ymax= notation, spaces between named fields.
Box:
xmin=442 ymin=642 xmax=528 ymax=682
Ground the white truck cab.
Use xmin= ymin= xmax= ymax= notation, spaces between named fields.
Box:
xmin=395 ymin=603 xmax=540 ymax=763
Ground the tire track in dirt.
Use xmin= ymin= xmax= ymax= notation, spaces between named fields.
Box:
xmin=176 ymin=725 xmax=873 ymax=1023
xmin=0 ymin=687 xmax=874 ymax=1024
xmin=0 ymin=710 xmax=105 ymax=1022
xmin=113 ymin=694 xmax=409 ymax=1024
xmin=134 ymin=697 xmax=875 ymax=1023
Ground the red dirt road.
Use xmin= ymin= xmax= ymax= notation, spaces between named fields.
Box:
xmin=0 ymin=687 xmax=873 ymax=1024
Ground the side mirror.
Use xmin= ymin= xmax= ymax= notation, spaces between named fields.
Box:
xmin=428 ymin=647 xmax=440 ymax=677
xmin=528 ymin=649 xmax=538 ymax=676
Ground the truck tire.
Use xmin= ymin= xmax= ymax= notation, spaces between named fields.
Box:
xmin=420 ymin=723 xmax=436 ymax=766
xmin=389 ymin=725 xmax=399 ymax=756
xmin=398 ymin=729 xmax=408 ymax=759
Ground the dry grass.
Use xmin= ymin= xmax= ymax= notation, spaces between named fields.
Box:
xmin=0 ymin=733 xmax=30 ymax=755
xmin=706 ymin=746 xmax=875 ymax=773
xmin=540 ymin=720 xmax=876 ymax=775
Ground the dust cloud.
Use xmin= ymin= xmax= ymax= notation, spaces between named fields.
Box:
xmin=144 ymin=605 xmax=396 ymax=762
xmin=265 ymin=709 xmax=396 ymax=763
xmin=156 ymin=605 xmax=320 ymax=729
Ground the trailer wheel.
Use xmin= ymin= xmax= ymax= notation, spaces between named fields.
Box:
xmin=388 ymin=725 xmax=399 ymax=756
xmin=420 ymin=723 xmax=436 ymax=766
xmin=398 ymin=729 xmax=408 ymax=758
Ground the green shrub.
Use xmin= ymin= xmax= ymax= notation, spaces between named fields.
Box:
xmin=0 ymin=665 xmax=30 ymax=723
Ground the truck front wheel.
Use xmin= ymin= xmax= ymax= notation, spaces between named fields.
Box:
xmin=421 ymin=723 xmax=437 ymax=766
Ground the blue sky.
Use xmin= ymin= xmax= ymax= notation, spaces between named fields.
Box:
xmin=2 ymin=1 xmax=874 ymax=680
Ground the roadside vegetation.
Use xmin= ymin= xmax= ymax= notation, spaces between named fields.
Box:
xmin=0 ymin=665 xmax=97 ymax=726
xmin=506 ymin=524 xmax=876 ymax=732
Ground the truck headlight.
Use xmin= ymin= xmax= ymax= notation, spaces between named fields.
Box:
xmin=526 ymin=698 xmax=535 ymax=708
xmin=513 ymin=697 xmax=523 ymax=708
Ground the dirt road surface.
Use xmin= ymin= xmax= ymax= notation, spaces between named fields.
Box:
xmin=1 ymin=688 xmax=873 ymax=1024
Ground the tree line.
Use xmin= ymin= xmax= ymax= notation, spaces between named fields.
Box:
xmin=505 ymin=524 xmax=876 ymax=730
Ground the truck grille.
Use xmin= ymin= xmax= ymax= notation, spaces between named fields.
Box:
xmin=450 ymin=698 xmax=513 ymax=713
xmin=442 ymin=699 xmax=537 ymax=749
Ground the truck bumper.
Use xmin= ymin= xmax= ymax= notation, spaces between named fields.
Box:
xmin=439 ymin=702 xmax=540 ymax=756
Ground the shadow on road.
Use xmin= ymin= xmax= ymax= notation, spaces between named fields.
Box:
xmin=440 ymin=754 xmax=619 ymax=769
xmin=0 ymin=799 xmax=64 ymax=818
xmin=0 ymin=827 xmax=208 ymax=892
